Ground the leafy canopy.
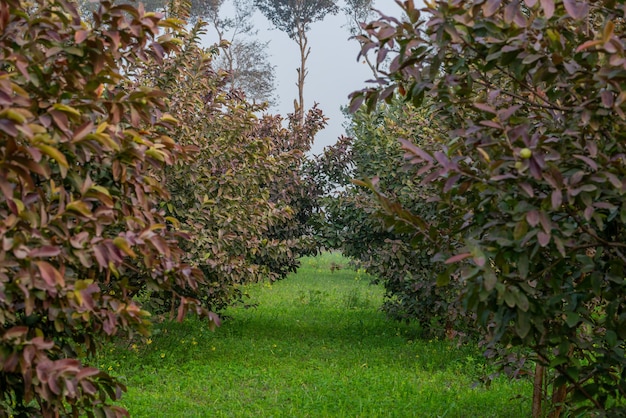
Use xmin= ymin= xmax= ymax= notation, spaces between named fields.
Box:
xmin=351 ymin=0 xmax=626 ymax=414
xmin=254 ymin=0 xmax=340 ymax=39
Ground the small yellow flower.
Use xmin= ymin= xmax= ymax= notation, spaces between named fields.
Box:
xmin=211 ymin=346 xmax=216 ymax=351
xmin=131 ymin=343 xmax=138 ymax=351
xmin=146 ymin=338 xmax=152 ymax=345
xmin=108 ymin=366 xmax=113 ymax=371
xmin=160 ymin=353 xmax=166 ymax=358
xmin=192 ymin=341 xmax=198 ymax=346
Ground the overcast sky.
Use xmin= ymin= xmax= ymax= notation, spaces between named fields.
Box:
xmin=201 ymin=1 xmax=401 ymax=156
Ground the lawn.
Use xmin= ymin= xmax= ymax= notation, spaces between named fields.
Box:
xmin=101 ymin=252 xmax=532 ymax=417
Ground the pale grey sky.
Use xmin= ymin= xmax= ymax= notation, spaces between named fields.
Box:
xmin=201 ymin=1 xmax=401 ymax=155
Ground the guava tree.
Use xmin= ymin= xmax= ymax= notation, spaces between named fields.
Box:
xmin=141 ymin=22 xmax=323 ymax=310
xmin=313 ymin=100 xmax=472 ymax=337
xmin=352 ymin=0 xmax=626 ymax=415
xmin=0 ymin=1 xmax=217 ymax=416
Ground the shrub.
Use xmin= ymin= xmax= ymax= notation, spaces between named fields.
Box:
xmin=0 ymin=1 xmax=215 ymax=415
xmin=352 ymin=0 xmax=626 ymax=414
xmin=139 ymin=19 xmax=327 ymax=311
xmin=315 ymin=100 xmax=472 ymax=337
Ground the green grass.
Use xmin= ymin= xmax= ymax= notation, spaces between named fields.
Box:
xmin=101 ymin=252 xmax=532 ymax=417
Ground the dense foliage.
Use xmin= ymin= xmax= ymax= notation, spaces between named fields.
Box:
xmin=351 ymin=0 xmax=626 ymax=414
xmin=315 ymin=101 xmax=472 ymax=337
xmin=138 ymin=18 xmax=314 ymax=312
xmin=0 ymin=0 xmax=325 ymax=415
xmin=257 ymin=107 xmax=327 ymax=279
xmin=0 ymin=1 xmax=219 ymax=416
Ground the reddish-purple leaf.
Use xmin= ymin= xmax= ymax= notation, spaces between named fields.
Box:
xmin=49 ymin=110 xmax=69 ymax=134
xmin=348 ymin=95 xmax=365 ymax=114
xmin=400 ymin=138 xmax=434 ymax=163
xmin=48 ymin=376 xmax=61 ymax=395
xmin=539 ymin=211 xmax=552 ymax=233
xmin=601 ymin=90 xmax=614 ymax=108
xmin=526 ymin=210 xmax=539 ymax=227
xmin=75 ymin=29 xmax=89 ymax=44
xmin=576 ymin=39 xmax=602 ymax=52
xmin=497 ymin=105 xmax=521 ymax=122
xmin=30 ymin=337 xmax=54 ymax=350
xmin=80 ymin=380 xmax=98 ymax=396
xmin=77 ymin=367 xmax=101 ymax=380
xmin=444 ymin=174 xmax=461 ymax=192
xmin=474 ymin=102 xmax=497 ymax=114
xmin=573 ymin=154 xmax=598 ymax=171
xmin=36 ymin=261 xmax=63 ymax=287
xmin=563 ymin=0 xmax=588 ymax=20
xmin=445 ymin=252 xmax=472 ymax=264
xmin=553 ymin=236 xmax=566 ymax=257
xmin=519 ymin=182 xmax=534 ymax=197
xmin=30 ymin=246 xmax=61 ymax=258
xmin=177 ymin=300 xmax=186 ymax=322
xmin=551 ymin=189 xmax=563 ymax=210
xmin=208 ymin=311 xmax=222 ymax=329
xmin=378 ymin=25 xmax=396 ymax=40
xmin=605 ymin=172 xmax=623 ymax=189
xmin=93 ymin=244 xmax=108 ymax=269
xmin=537 ymin=231 xmax=550 ymax=247
xmin=3 ymin=326 xmax=28 ymax=340
xmin=504 ymin=1 xmax=517 ymax=23
xmin=540 ymin=0 xmax=555 ymax=18
xmin=480 ymin=120 xmax=503 ymax=129
xmin=483 ymin=0 xmax=501 ymax=17
xmin=72 ymin=121 xmax=94 ymax=142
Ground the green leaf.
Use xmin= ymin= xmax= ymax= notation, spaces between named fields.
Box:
xmin=504 ymin=290 xmax=516 ymax=308
xmin=66 ymin=200 xmax=93 ymax=218
xmin=52 ymin=103 xmax=81 ymax=117
xmin=516 ymin=309 xmax=531 ymax=339
xmin=513 ymin=288 xmax=529 ymax=312
xmin=483 ymin=268 xmax=497 ymax=292
xmin=113 ymin=237 xmax=137 ymax=258
xmin=471 ymin=247 xmax=487 ymax=267
xmin=606 ymin=330 xmax=618 ymax=347
xmin=565 ymin=311 xmax=580 ymax=328
xmin=517 ymin=253 xmax=529 ymax=279
xmin=437 ymin=270 xmax=451 ymax=286
xmin=37 ymin=144 xmax=68 ymax=168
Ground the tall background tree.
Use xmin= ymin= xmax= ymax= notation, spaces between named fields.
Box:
xmin=80 ymin=0 xmax=279 ymax=104
xmin=204 ymin=0 xmax=277 ymax=105
xmin=254 ymin=0 xmax=340 ymax=124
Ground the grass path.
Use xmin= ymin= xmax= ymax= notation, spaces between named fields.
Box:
xmin=102 ymin=253 xmax=531 ymax=417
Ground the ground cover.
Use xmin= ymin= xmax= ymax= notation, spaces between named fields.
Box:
xmin=100 ymin=252 xmax=532 ymax=417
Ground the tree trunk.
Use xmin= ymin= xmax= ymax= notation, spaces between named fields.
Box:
xmin=295 ymin=21 xmax=309 ymax=126
xmin=533 ymin=362 xmax=545 ymax=418
xmin=549 ymin=382 xmax=567 ymax=418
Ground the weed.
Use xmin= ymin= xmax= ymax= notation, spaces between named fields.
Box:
xmin=342 ymin=288 xmax=371 ymax=309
